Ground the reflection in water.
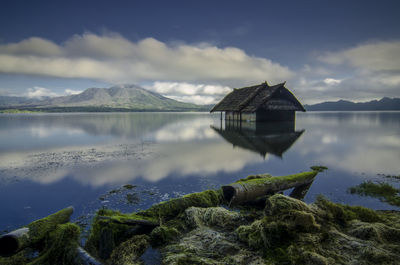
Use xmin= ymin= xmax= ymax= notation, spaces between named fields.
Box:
xmin=0 ymin=114 xmax=264 ymax=186
xmin=296 ymin=112 xmax=400 ymax=175
xmin=1 ymin=112 xmax=400 ymax=230
xmin=211 ymin=120 xmax=304 ymax=158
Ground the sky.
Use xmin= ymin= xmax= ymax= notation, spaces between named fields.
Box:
xmin=0 ymin=0 xmax=400 ymax=104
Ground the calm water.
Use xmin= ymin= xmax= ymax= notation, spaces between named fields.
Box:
xmin=0 ymin=112 xmax=399 ymax=232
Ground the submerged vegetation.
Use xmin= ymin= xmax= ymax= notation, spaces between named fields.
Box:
xmin=350 ymin=181 xmax=400 ymax=207
xmin=1 ymin=169 xmax=400 ymax=264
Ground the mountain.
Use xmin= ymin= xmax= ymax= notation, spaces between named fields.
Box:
xmin=0 ymin=85 xmax=209 ymax=111
xmin=305 ymin=97 xmax=400 ymax=111
xmin=0 ymin=96 xmax=44 ymax=106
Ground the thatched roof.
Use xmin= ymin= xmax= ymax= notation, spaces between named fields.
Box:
xmin=210 ymin=82 xmax=305 ymax=113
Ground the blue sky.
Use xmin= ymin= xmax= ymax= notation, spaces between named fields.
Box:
xmin=0 ymin=0 xmax=399 ymax=104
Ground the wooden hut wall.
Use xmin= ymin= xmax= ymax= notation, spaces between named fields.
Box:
xmin=256 ymin=109 xmax=295 ymax=122
xmin=241 ymin=112 xmax=256 ymax=122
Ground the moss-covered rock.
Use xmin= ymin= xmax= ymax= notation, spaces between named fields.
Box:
xmin=85 ymin=189 xmax=225 ymax=260
xmin=0 ymin=207 xmax=78 ymax=265
xmin=184 ymin=206 xmax=245 ymax=230
xmin=265 ymin=193 xmax=314 ymax=216
xmin=348 ymin=221 xmax=400 ymax=243
xmin=234 ymin=194 xmax=400 ymax=264
xmin=108 ymin=234 xmax=149 ymax=265
xmin=299 ymin=251 xmax=329 ymax=265
xmin=81 ymin=173 xmax=400 ymax=265
xmin=85 ymin=209 xmax=141 ymax=260
xmin=29 ymin=223 xmax=80 ymax=265
xmin=150 ymin=225 xmax=181 ymax=246
xmin=27 ymin=206 xmax=74 ymax=248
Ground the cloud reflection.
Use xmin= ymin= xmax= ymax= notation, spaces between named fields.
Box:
xmin=1 ymin=112 xmax=398 ymax=187
xmin=296 ymin=112 xmax=400 ymax=175
xmin=0 ymin=114 xmax=263 ymax=186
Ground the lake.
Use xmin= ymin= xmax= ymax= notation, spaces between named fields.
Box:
xmin=0 ymin=111 xmax=399 ymax=233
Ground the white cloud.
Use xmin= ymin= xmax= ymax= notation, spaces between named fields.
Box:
xmin=148 ymin=82 xmax=232 ymax=104
xmin=168 ymin=95 xmax=219 ymax=105
xmin=302 ymin=64 xmax=331 ymax=76
xmin=323 ymin=78 xmax=342 ymax=85
xmin=26 ymin=86 xmax=59 ymax=98
xmin=0 ymin=33 xmax=293 ymax=86
xmin=317 ymin=40 xmax=400 ymax=91
xmin=319 ymin=40 xmax=400 ymax=72
xmin=292 ymin=40 xmax=400 ymax=103
xmin=64 ymin=89 xmax=83 ymax=95
xmin=0 ymin=37 xmax=62 ymax=56
xmin=24 ymin=87 xmax=84 ymax=99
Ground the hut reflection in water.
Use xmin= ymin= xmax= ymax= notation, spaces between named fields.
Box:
xmin=211 ymin=119 xmax=304 ymax=158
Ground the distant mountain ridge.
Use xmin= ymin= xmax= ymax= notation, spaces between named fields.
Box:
xmin=305 ymin=97 xmax=400 ymax=111
xmin=0 ymin=85 xmax=208 ymax=111
xmin=0 ymin=96 xmax=44 ymax=106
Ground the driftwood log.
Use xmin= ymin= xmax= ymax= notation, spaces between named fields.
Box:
xmin=0 ymin=206 xmax=74 ymax=257
xmin=222 ymin=171 xmax=318 ymax=204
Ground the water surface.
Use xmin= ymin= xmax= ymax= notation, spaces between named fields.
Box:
xmin=0 ymin=112 xmax=399 ymax=232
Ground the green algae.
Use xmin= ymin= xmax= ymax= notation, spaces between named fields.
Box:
xmin=27 ymin=206 xmax=74 ymax=247
xmin=0 ymin=223 xmax=80 ymax=265
xmin=125 ymin=193 xmax=140 ymax=204
xmin=310 ymin=165 xmax=328 ymax=172
xmin=236 ymin=174 xmax=272 ymax=182
xmin=348 ymin=221 xmax=400 ymax=244
xmin=349 ymin=181 xmax=400 ymax=207
xmin=108 ymin=234 xmax=150 ymax=265
xmin=234 ymin=194 xmax=399 ymax=264
xmin=29 ymin=223 xmax=80 ymax=265
xmin=86 ymin=189 xmax=224 ymax=260
xmin=315 ymin=195 xmax=381 ymax=224
xmin=0 ymin=206 xmax=74 ymax=264
xmin=82 ymin=173 xmax=400 ymax=264
xmin=84 ymin=209 xmax=154 ymax=260
xmin=140 ymin=189 xmax=225 ymax=221
xmin=233 ymin=171 xmax=317 ymax=186
xmin=123 ymin=184 xmax=137 ymax=190
xmin=150 ymin=226 xmax=181 ymax=246
xmin=0 ymin=250 xmax=31 ymax=265
xmin=384 ymin=175 xmax=400 ymax=180
xmin=87 ymin=193 xmax=400 ymax=265
xmin=265 ymin=192 xmax=312 ymax=215
xmin=184 ymin=207 xmax=244 ymax=230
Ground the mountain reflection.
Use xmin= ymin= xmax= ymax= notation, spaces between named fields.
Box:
xmin=0 ymin=113 xmax=264 ymax=186
xmin=2 ymin=112 xmax=399 ymax=188
xmin=211 ymin=120 xmax=304 ymax=158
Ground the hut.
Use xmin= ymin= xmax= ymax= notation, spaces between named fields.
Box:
xmin=210 ymin=82 xmax=305 ymax=122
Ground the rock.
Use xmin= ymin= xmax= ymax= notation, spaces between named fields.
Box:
xmin=150 ymin=225 xmax=180 ymax=246
xmin=85 ymin=193 xmax=400 ymax=265
xmin=348 ymin=221 xmax=400 ymax=243
xmin=184 ymin=206 xmax=245 ymax=230
xmin=108 ymin=234 xmax=149 ymax=265
xmin=265 ymin=193 xmax=313 ymax=216
xmin=301 ymin=251 xmax=329 ymax=265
